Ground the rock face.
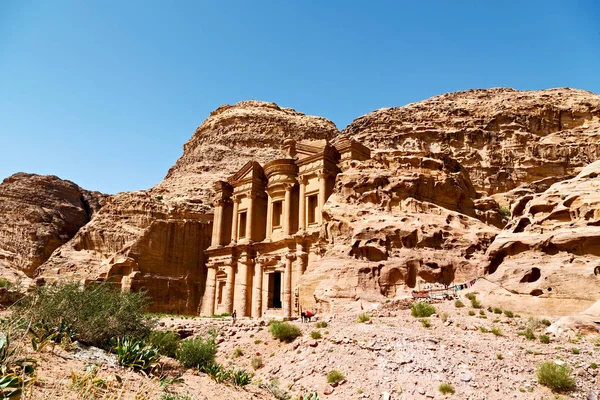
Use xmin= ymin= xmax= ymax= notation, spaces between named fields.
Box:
xmin=157 ymin=100 xmax=338 ymax=209
xmin=299 ymin=152 xmax=499 ymax=309
xmin=343 ymin=88 xmax=600 ymax=195
xmin=35 ymin=101 xmax=339 ymax=314
xmin=481 ymin=160 xmax=600 ymax=319
xmin=0 ymin=173 xmax=106 ymax=279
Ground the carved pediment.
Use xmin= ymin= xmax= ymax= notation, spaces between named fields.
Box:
xmin=228 ymin=161 xmax=266 ymax=187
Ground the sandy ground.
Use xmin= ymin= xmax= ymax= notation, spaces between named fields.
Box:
xmin=8 ymin=292 xmax=600 ymax=400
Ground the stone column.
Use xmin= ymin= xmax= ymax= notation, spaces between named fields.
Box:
xmin=297 ymin=176 xmax=307 ymax=232
xmin=252 ymin=257 xmax=263 ymax=318
xmin=212 ymin=199 xmax=226 ymax=247
xmin=265 ymin=196 xmax=273 ymax=241
xmin=317 ymin=171 xmax=329 ymax=225
xmin=246 ymin=193 xmax=255 ymax=242
xmin=230 ymin=196 xmax=240 ymax=243
xmin=283 ymin=253 xmax=296 ymax=319
xmin=202 ymin=266 xmax=217 ymax=316
xmin=235 ymin=255 xmax=251 ymax=317
xmin=224 ymin=261 xmax=235 ymax=314
xmin=283 ymin=183 xmax=294 ymax=236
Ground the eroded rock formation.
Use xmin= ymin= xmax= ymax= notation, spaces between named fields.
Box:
xmin=0 ymin=173 xmax=106 ymax=281
xmin=480 ymin=160 xmax=600 ymax=320
xmin=299 ymin=152 xmax=499 ymax=309
xmin=343 ymin=88 xmax=600 ymax=195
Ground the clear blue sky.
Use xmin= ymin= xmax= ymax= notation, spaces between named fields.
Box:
xmin=1 ymin=1 xmax=599 ymax=194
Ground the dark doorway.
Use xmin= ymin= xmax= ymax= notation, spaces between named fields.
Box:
xmin=268 ymin=272 xmax=282 ymax=308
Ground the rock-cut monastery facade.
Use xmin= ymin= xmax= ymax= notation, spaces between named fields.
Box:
xmin=200 ymin=138 xmax=370 ymax=318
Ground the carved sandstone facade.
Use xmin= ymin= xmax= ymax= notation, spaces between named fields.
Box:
xmin=201 ymin=138 xmax=370 ymax=318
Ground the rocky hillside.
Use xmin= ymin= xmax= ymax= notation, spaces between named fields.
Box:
xmin=300 ymin=152 xmax=499 ymax=308
xmin=14 ymin=89 xmax=600 ymax=319
xmin=35 ymin=101 xmax=339 ymax=314
xmin=343 ymin=88 xmax=600 ymax=196
xmin=478 ymin=160 xmax=600 ymax=323
xmin=0 ymin=173 xmax=106 ymax=280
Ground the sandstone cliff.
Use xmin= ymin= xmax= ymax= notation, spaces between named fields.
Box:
xmin=299 ymin=152 xmax=499 ymax=309
xmin=35 ymin=101 xmax=339 ymax=314
xmin=343 ymin=88 xmax=600 ymax=196
xmin=478 ymin=160 xmax=600 ymax=323
xmin=0 ymin=173 xmax=106 ymax=281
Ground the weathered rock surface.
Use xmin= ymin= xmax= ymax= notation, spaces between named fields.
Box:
xmin=300 ymin=152 xmax=499 ymax=308
xmin=35 ymin=101 xmax=338 ymax=314
xmin=0 ymin=173 xmax=106 ymax=279
xmin=343 ymin=88 xmax=600 ymax=195
xmin=157 ymin=100 xmax=338 ymax=209
xmin=481 ymin=160 xmax=600 ymax=321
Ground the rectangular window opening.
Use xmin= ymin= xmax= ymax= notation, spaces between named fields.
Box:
xmin=238 ymin=211 xmax=247 ymax=238
xmin=307 ymin=194 xmax=318 ymax=225
xmin=272 ymin=201 xmax=283 ymax=228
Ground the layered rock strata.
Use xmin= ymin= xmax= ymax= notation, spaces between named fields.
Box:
xmin=343 ymin=88 xmax=600 ymax=195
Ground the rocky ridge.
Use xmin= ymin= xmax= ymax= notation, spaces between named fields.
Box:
xmin=0 ymin=173 xmax=106 ymax=281
xmin=343 ymin=88 xmax=600 ymax=196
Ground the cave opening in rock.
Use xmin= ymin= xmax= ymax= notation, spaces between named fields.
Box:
xmin=530 ymin=289 xmax=544 ymax=296
xmin=519 ymin=267 xmax=541 ymax=283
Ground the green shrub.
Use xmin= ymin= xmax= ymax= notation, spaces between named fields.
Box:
xmin=0 ymin=278 xmax=11 ymax=288
xmin=310 ymin=331 xmax=322 ymax=339
xmin=29 ymin=319 xmax=76 ymax=352
xmin=541 ymin=319 xmax=552 ymax=327
xmin=114 ymin=336 xmax=160 ymax=372
xmin=410 ymin=302 xmax=436 ymax=318
xmin=302 ymin=393 xmax=320 ymax=400
xmin=233 ymin=347 xmax=243 ymax=358
xmin=16 ymin=281 xmax=154 ymax=349
xmin=315 ymin=321 xmax=328 ymax=328
xmin=493 ymin=307 xmax=502 ymax=314
xmin=438 ymin=383 xmax=455 ymax=395
xmin=230 ymin=368 xmax=252 ymax=387
xmin=496 ymin=353 xmax=503 ymax=360
xmin=468 ymin=310 xmax=475 ymax=316
xmin=357 ymin=313 xmax=371 ymax=323
xmin=326 ymin=370 xmax=345 ymax=384
xmin=536 ymin=361 xmax=576 ymax=393
xmin=590 ymin=362 xmax=597 ymax=369
xmin=572 ymin=348 xmax=580 ymax=355
xmin=491 ymin=327 xmax=503 ymax=336
xmin=465 ymin=293 xmax=476 ymax=301
xmin=254 ymin=339 xmax=262 ymax=344
xmin=539 ymin=335 xmax=550 ymax=344
xmin=470 ymin=297 xmax=482 ymax=309
xmin=252 ymin=356 xmax=263 ymax=370
xmin=454 ymin=299 xmax=464 ymax=308
xmin=270 ymin=322 xmax=302 ymax=343
xmin=440 ymin=312 xmax=449 ymax=322
xmin=479 ymin=326 xmax=489 ymax=333
xmin=148 ymin=330 xmax=180 ymax=358
xmin=176 ymin=336 xmax=217 ymax=369
xmin=499 ymin=206 xmax=511 ymax=218
xmin=523 ymin=328 xmax=536 ymax=340
xmin=420 ymin=319 xmax=431 ymax=328
xmin=504 ymin=310 xmax=514 ymax=318
xmin=161 ymin=394 xmax=193 ymax=400
xmin=479 ymin=310 xmax=485 ymax=315
xmin=201 ymin=363 xmax=229 ymax=383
